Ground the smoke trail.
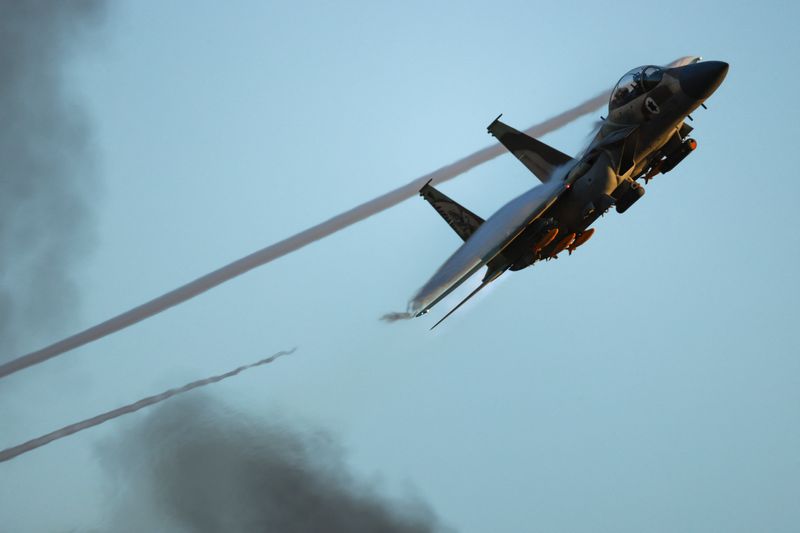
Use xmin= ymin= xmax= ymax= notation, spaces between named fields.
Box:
xmin=94 ymin=395 xmax=449 ymax=533
xmin=0 ymin=1 xmax=103 ymax=359
xmin=1 ymin=56 xmax=699 ymax=377
xmin=0 ymin=348 xmax=294 ymax=463
xmin=0 ymin=91 xmax=612 ymax=380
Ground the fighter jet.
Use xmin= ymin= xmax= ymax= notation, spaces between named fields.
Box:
xmin=412 ymin=57 xmax=728 ymax=328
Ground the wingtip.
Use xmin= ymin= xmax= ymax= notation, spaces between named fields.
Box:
xmin=487 ymin=113 xmax=503 ymax=133
xmin=419 ymin=178 xmax=434 ymax=195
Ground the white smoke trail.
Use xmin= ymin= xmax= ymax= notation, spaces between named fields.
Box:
xmin=0 ymin=91 xmax=614 ymax=380
xmin=0 ymin=348 xmax=295 ymax=463
xmin=0 ymin=57 xmax=701 ymax=380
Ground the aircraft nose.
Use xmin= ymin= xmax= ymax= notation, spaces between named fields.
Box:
xmin=678 ymin=60 xmax=729 ymax=99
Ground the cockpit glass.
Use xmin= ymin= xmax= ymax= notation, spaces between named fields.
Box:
xmin=609 ymin=65 xmax=663 ymax=110
xmin=642 ymin=66 xmax=663 ymax=90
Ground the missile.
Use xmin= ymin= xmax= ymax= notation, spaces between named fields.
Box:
xmin=549 ymin=232 xmax=575 ymax=258
xmin=660 ymin=138 xmax=697 ymax=173
xmin=533 ymin=227 xmax=559 ymax=252
xmin=643 ymin=161 xmax=662 ymax=183
xmin=568 ymin=228 xmax=595 ymax=254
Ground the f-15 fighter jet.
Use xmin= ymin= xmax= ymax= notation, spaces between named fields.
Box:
xmin=413 ymin=57 xmax=728 ymax=328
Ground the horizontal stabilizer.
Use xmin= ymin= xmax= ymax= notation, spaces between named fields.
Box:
xmin=488 ymin=117 xmax=573 ymax=183
xmin=420 ymin=182 xmax=484 ymax=241
xmin=430 ymin=270 xmax=501 ymax=329
xmin=410 ymin=178 xmax=566 ymax=318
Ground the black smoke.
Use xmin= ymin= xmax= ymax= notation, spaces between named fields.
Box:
xmin=0 ymin=1 xmax=103 ymax=358
xmin=95 ymin=395 xmax=451 ymax=533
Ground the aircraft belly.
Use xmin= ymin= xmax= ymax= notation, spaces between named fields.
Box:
xmin=410 ymin=179 xmax=565 ymax=315
xmin=540 ymin=154 xmax=616 ymax=233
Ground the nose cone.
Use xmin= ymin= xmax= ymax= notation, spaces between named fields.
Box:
xmin=678 ymin=60 xmax=729 ymax=99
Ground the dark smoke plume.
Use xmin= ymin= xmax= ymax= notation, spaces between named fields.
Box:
xmin=94 ymin=395 xmax=451 ymax=533
xmin=0 ymin=1 xmax=103 ymax=359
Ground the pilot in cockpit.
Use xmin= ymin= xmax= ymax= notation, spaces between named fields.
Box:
xmin=610 ymin=66 xmax=663 ymax=110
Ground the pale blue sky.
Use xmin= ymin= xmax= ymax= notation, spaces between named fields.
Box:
xmin=1 ymin=1 xmax=799 ymax=531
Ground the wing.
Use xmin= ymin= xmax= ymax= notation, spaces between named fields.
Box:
xmin=420 ymin=182 xmax=484 ymax=241
xmin=488 ymin=116 xmax=574 ymax=183
xmin=410 ymin=178 xmax=566 ymax=318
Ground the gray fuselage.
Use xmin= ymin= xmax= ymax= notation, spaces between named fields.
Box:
xmin=500 ymin=60 xmax=728 ymax=271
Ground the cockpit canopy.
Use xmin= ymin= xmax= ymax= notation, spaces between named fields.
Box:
xmin=609 ymin=65 xmax=664 ymax=110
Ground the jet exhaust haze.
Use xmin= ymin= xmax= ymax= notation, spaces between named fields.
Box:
xmin=0 ymin=90 xmax=611 ymax=379
xmin=381 ymin=311 xmax=414 ymax=322
xmin=0 ymin=1 xmax=103 ymax=359
xmin=0 ymin=349 xmax=295 ymax=464
xmin=93 ymin=395 xmax=449 ymax=533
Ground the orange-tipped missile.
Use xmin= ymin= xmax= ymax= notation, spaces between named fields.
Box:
xmin=568 ymin=228 xmax=595 ymax=254
xmin=549 ymin=232 xmax=575 ymax=258
xmin=533 ymin=227 xmax=559 ymax=252
xmin=643 ymin=162 xmax=662 ymax=183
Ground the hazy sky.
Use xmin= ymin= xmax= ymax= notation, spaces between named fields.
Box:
xmin=1 ymin=1 xmax=799 ymax=532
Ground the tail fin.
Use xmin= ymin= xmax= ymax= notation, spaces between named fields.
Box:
xmin=488 ymin=116 xmax=573 ymax=183
xmin=419 ymin=182 xmax=483 ymax=242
